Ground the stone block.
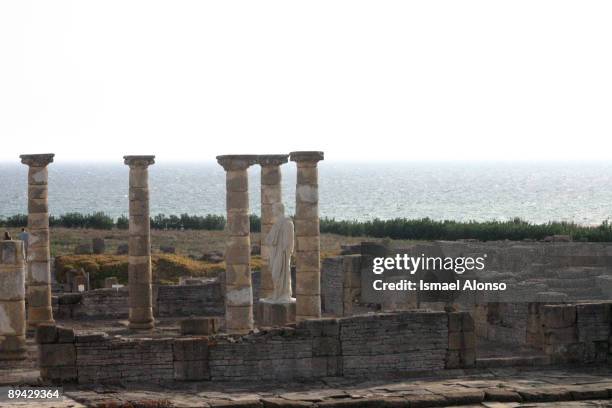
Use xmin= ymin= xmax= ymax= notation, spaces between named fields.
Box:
xmin=180 ymin=317 xmax=217 ymax=335
xmin=40 ymin=366 xmax=77 ymax=383
xmin=312 ymin=337 xmax=340 ymax=357
xmin=296 ymin=270 xmax=320 ymax=296
xmin=296 ymin=166 xmax=318 ymax=185
xmin=129 ymin=235 xmax=150 ymax=256
xmin=128 ymin=186 xmax=149 ymax=202
xmin=27 ymin=284 xmax=51 ymax=308
xmin=294 ymin=219 xmax=320 ymax=237
xmin=544 ymin=327 xmax=577 ymax=345
xmin=296 ymin=185 xmax=318 ymax=204
xmin=225 ymin=305 xmax=253 ymax=332
xmin=0 ymin=335 xmax=26 ymax=360
xmin=28 ymin=198 xmax=48 ymax=213
xmin=226 ymin=264 xmax=251 ymax=286
xmin=227 ymin=191 xmax=249 ymax=209
xmin=541 ymin=305 xmax=576 ymax=329
xmin=295 ymin=251 xmax=321 ymax=271
xmin=295 ymin=236 xmax=320 ymax=252
xmin=577 ymin=302 xmax=610 ymax=322
xmin=448 ymin=312 xmax=462 ymax=332
xmin=174 ymin=338 xmax=209 ymax=360
xmin=226 ymin=285 xmax=253 ymax=307
xmin=462 ymin=312 xmax=475 ymax=331
xmin=128 ymin=167 xmax=149 ymax=188
xmin=28 ymin=212 xmax=49 ymax=229
xmin=0 ymin=267 xmax=25 ymax=300
xmin=35 ymin=324 xmax=57 ymax=344
xmin=39 ymin=343 xmax=76 ymax=367
xmin=257 ymin=300 xmax=296 ymax=327
xmin=57 ymin=326 xmax=75 ymax=343
xmin=226 ymin=169 xmax=249 ymax=192
xmin=28 ymin=185 xmax=48 ymax=199
xmin=296 ymin=295 xmax=321 ymax=319
xmin=174 ymin=360 xmax=209 ymax=381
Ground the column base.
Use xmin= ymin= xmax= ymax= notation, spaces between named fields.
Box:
xmin=0 ymin=336 xmax=27 ymax=361
xmin=27 ymin=318 xmax=55 ymax=331
xmin=256 ymin=298 xmax=296 ymax=327
xmin=128 ymin=320 xmax=155 ymax=330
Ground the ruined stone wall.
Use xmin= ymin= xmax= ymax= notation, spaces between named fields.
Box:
xmin=53 ymin=282 xmax=224 ymax=320
xmin=38 ymin=310 xmax=471 ymax=384
xmin=321 ymin=257 xmax=343 ymax=315
xmin=528 ymin=302 xmax=611 ymax=364
xmin=156 ymin=283 xmax=223 ymax=317
xmin=340 ymin=312 xmax=449 ymax=376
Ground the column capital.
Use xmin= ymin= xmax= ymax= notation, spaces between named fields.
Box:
xmin=124 ymin=155 xmax=155 ymax=167
xmin=20 ymin=154 xmax=54 ymax=167
xmin=257 ymin=154 xmax=289 ymax=167
xmin=290 ymin=151 xmax=324 ymax=163
xmin=216 ymin=155 xmax=258 ymax=171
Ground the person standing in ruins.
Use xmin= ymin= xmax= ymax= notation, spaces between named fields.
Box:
xmin=18 ymin=227 xmax=29 ymax=258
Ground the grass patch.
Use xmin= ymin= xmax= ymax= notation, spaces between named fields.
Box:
xmin=55 ymin=253 xmax=265 ymax=288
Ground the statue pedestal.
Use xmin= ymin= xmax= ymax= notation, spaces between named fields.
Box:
xmin=256 ymin=298 xmax=296 ymax=327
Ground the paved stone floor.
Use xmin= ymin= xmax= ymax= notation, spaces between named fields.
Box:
xmin=3 ymin=366 xmax=612 ymax=407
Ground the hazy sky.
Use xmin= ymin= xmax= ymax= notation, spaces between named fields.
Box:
xmin=1 ymin=1 xmax=611 ymax=162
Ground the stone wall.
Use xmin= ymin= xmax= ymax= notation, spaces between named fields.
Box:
xmin=38 ymin=310 xmax=471 ymax=384
xmin=156 ymin=283 xmax=223 ymax=317
xmin=321 ymin=257 xmax=343 ymax=315
xmin=53 ymin=281 xmax=224 ymax=320
xmin=528 ymin=302 xmax=611 ymax=364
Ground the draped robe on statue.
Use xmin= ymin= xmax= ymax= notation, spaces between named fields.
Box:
xmin=265 ymin=215 xmax=295 ymax=302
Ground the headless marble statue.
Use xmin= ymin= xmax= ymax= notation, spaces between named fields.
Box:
xmin=264 ymin=203 xmax=295 ymax=303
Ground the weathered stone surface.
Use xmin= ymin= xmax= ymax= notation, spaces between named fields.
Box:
xmin=125 ymin=155 xmax=155 ymax=330
xmin=291 ymin=151 xmax=324 ymax=321
xmin=180 ymin=317 xmax=217 ymax=335
xmin=257 ymin=300 xmax=296 ymax=327
xmin=0 ymin=240 xmax=27 ymax=360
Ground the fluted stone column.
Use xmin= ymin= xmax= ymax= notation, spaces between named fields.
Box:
xmin=290 ymin=151 xmax=324 ymax=320
xmin=0 ymin=240 xmax=27 ymax=360
xmin=257 ymin=154 xmax=289 ymax=300
xmin=217 ymin=155 xmax=258 ymax=333
xmin=124 ymin=155 xmax=155 ymax=330
xmin=20 ymin=153 xmax=54 ymax=328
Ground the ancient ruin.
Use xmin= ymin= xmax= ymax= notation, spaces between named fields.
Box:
xmin=2 ymin=151 xmax=612 ymax=407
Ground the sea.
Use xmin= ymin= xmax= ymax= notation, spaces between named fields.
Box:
xmin=1 ymin=161 xmax=612 ymax=225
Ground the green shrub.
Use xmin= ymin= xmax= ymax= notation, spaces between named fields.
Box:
xmin=5 ymin=211 xmax=612 ymax=242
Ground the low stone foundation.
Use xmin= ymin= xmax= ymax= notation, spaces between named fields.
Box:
xmin=37 ymin=310 xmax=472 ymax=384
xmin=528 ymin=301 xmax=611 ymax=364
xmin=53 ymin=281 xmax=223 ymax=320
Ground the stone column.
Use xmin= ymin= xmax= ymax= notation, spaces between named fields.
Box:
xmin=0 ymin=240 xmax=27 ymax=360
xmin=124 ymin=155 xmax=155 ymax=330
xmin=290 ymin=151 xmax=324 ymax=320
xmin=20 ymin=153 xmax=55 ymax=328
xmin=257 ymin=154 xmax=289 ymax=300
xmin=216 ymin=155 xmax=258 ymax=333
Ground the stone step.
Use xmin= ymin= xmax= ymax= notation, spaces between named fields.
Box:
xmin=542 ymin=266 xmax=609 ymax=278
xmin=475 ymin=355 xmax=550 ymax=368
